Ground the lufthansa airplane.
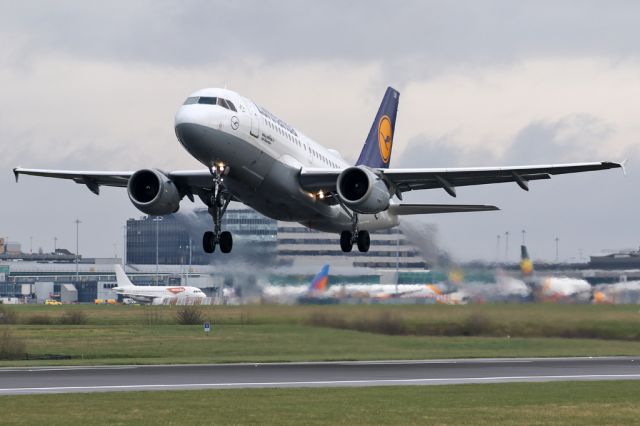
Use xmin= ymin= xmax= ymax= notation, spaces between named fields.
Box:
xmin=14 ymin=87 xmax=621 ymax=254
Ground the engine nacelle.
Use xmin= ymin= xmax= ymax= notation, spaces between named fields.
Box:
xmin=127 ymin=169 xmax=181 ymax=215
xmin=336 ymin=166 xmax=390 ymax=214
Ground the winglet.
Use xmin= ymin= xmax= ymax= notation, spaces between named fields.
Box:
xmin=13 ymin=167 xmax=20 ymax=183
xmin=620 ymin=159 xmax=628 ymax=176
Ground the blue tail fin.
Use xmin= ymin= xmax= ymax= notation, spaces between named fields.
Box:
xmin=356 ymin=87 xmax=400 ymax=169
xmin=308 ymin=264 xmax=330 ymax=293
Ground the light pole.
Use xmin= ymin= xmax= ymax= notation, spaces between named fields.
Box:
xmin=521 ymin=229 xmax=526 ymax=245
xmin=496 ymin=234 xmax=501 ymax=263
xmin=53 ymin=236 xmax=57 ymax=253
xmin=395 ymin=228 xmax=400 ymax=295
xmin=555 ymin=237 xmax=560 ymax=263
xmin=153 ymin=216 xmax=163 ymax=284
xmin=187 ymin=236 xmax=192 ymax=286
xmin=75 ymin=219 xmax=81 ymax=284
xmin=505 ymin=231 xmax=510 ymax=262
xmin=30 ymin=236 xmax=33 ymax=254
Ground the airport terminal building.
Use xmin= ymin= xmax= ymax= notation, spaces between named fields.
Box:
xmin=125 ymin=205 xmax=428 ymax=271
xmin=0 ymin=206 xmax=432 ymax=302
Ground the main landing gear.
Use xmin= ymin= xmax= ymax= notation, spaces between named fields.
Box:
xmin=338 ymin=208 xmax=370 ymax=253
xmin=203 ymin=164 xmax=233 ymax=254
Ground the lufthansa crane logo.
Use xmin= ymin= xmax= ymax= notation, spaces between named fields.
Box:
xmin=230 ymin=116 xmax=239 ymax=130
xmin=377 ymin=115 xmax=393 ymax=164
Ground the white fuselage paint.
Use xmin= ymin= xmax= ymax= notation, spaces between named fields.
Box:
xmin=174 ymin=88 xmax=398 ymax=233
xmin=113 ymin=285 xmax=206 ymax=305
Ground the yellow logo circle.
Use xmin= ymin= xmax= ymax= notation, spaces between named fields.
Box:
xmin=378 ymin=115 xmax=393 ymax=164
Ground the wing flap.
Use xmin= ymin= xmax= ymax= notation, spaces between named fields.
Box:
xmin=389 ymin=203 xmax=499 ymax=215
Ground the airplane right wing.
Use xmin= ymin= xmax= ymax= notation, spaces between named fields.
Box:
xmin=13 ymin=167 xmax=236 ymax=204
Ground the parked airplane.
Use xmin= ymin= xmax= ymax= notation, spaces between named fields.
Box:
xmin=263 ymin=264 xmax=453 ymax=303
xmin=519 ymin=245 xmax=591 ymax=302
xmin=261 ymin=264 xmax=336 ymax=303
xmin=13 ymin=87 xmax=622 ymax=254
xmin=112 ymin=264 xmax=206 ymax=304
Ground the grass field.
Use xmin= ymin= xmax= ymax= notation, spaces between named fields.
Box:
xmin=2 ymin=303 xmax=640 ymax=366
xmin=1 ymin=381 xmax=640 ymax=425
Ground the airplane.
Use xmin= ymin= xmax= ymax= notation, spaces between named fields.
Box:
xmin=112 ymin=264 xmax=207 ymax=304
xmin=13 ymin=87 xmax=622 ymax=255
xmin=261 ymin=264 xmax=337 ymax=304
xmin=519 ymin=245 xmax=591 ymax=302
xmin=263 ymin=263 xmax=454 ymax=303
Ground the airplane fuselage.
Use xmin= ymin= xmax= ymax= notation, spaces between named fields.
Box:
xmin=174 ymin=88 xmax=398 ymax=233
xmin=114 ymin=285 xmax=206 ymax=304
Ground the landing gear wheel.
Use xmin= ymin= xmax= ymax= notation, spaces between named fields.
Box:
xmin=219 ymin=231 xmax=233 ymax=253
xmin=357 ymin=230 xmax=370 ymax=253
xmin=204 ymin=164 xmax=232 ymax=255
xmin=340 ymin=231 xmax=353 ymax=253
xmin=203 ymin=231 xmax=216 ymax=253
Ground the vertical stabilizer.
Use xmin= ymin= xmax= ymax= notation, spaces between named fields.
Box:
xmin=114 ymin=264 xmax=135 ymax=288
xmin=356 ymin=87 xmax=400 ymax=169
xmin=520 ymin=245 xmax=534 ymax=276
xmin=309 ymin=264 xmax=330 ymax=293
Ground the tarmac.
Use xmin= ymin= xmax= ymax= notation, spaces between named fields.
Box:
xmin=1 ymin=356 xmax=639 ymax=395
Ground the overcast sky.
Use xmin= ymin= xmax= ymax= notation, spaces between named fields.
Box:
xmin=1 ymin=0 xmax=638 ymax=262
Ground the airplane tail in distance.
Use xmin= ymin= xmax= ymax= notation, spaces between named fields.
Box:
xmin=114 ymin=264 xmax=135 ymax=287
xmin=520 ymin=245 xmax=534 ymax=276
xmin=309 ymin=264 xmax=330 ymax=293
xmin=356 ymin=87 xmax=400 ymax=169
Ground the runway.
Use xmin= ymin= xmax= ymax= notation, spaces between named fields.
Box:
xmin=1 ymin=357 xmax=639 ymax=395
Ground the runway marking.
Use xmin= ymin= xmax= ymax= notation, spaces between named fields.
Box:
xmin=2 ymin=374 xmax=640 ymax=394
xmin=0 ymin=367 xmax=137 ymax=373
xmin=1 ymin=356 xmax=635 ymax=373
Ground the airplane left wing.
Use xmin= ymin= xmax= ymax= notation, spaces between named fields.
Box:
xmin=299 ymin=161 xmax=622 ymax=198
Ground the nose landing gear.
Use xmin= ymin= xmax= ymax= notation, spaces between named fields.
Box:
xmin=202 ymin=164 xmax=233 ymax=254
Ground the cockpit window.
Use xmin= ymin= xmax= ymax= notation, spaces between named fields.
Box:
xmin=198 ymin=97 xmax=217 ymax=105
xmin=217 ymin=98 xmax=237 ymax=112
xmin=184 ymin=96 xmax=237 ymax=112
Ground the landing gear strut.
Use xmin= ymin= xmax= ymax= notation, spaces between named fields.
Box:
xmin=202 ymin=164 xmax=233 ymax=254
xmin=338 ymin=204 xmax=370 ymax=253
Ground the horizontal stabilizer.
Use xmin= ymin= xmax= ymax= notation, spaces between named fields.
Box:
xmin=389 ymin=204 xmax=499 ymax=215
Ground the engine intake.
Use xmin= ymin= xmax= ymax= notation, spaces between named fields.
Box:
xmin=336 ymin=166 xmax=390 ymax=214
xmin=127 ymin=169 xmax=181 ymax=215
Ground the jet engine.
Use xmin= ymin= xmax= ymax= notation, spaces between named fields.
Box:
xmin=127 ymin=169 xmax=181 ymax=215
xmin=336 ymin=166 xmax=390 ymax=214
